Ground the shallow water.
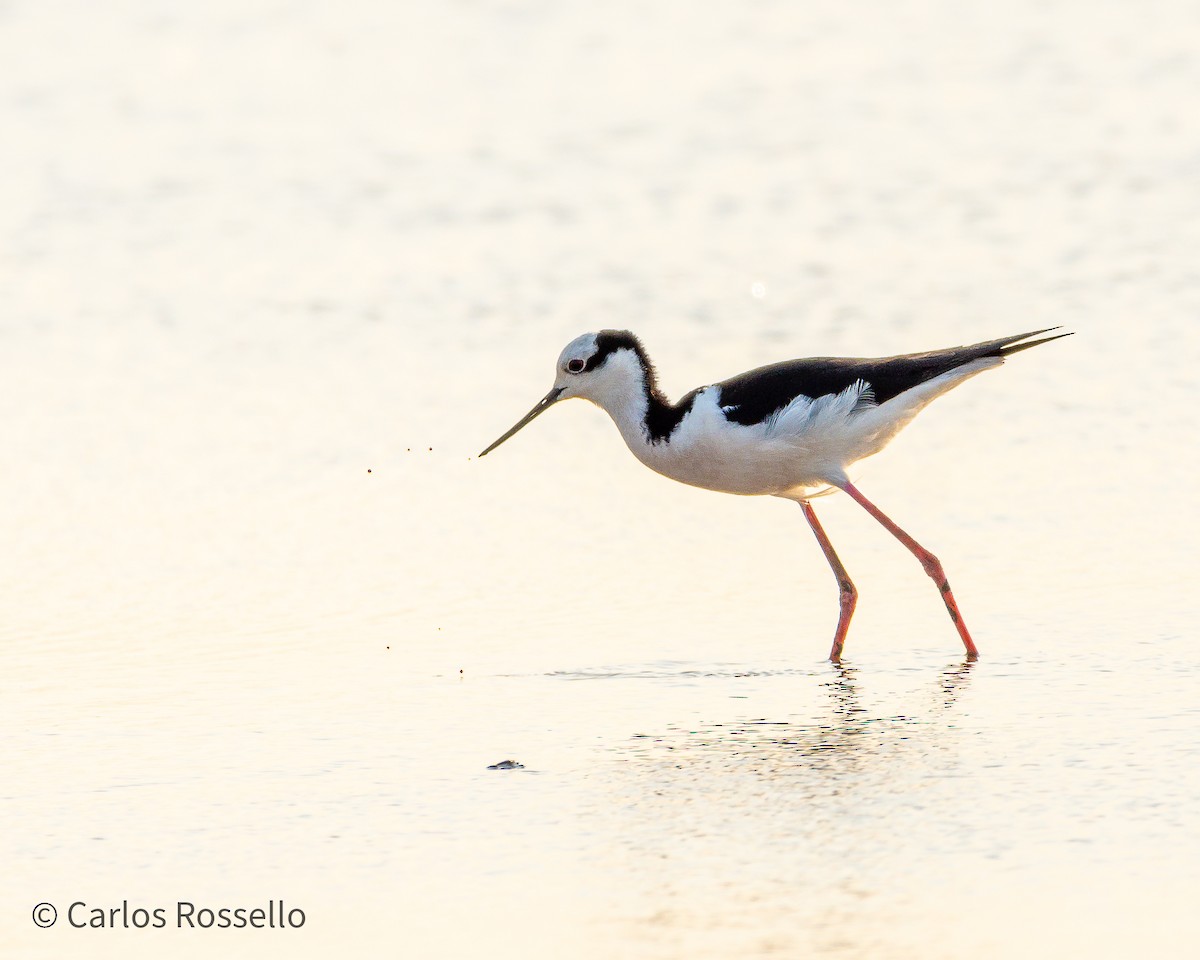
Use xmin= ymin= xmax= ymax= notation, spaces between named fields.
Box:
xmin=4 ymin=0 xmax=1200 ymax=957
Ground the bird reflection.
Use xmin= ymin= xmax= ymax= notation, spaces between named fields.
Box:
xmin=822 ymin=661 xmax=862 ymax=720
xmin=625 ymin=656 xmax=978 ymax=782
xmin=936 ymin=657 xmax=976 ymax=708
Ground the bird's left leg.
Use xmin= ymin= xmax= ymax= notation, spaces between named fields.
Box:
xmin=799 ymin=501 xmax=858 ymax=662
xmin=838 ymin=480 xmax=979 ymax=659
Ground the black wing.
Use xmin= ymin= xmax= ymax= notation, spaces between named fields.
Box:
xmin=715 ymin=328 xmax=1069 ymax=427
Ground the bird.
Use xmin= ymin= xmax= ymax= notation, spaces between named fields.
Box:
xmin=479 ymin=328 xmax=1070 ymax=661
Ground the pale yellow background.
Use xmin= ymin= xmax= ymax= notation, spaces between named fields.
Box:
xmin=4 ymin=1 xmax=1198 ymax=957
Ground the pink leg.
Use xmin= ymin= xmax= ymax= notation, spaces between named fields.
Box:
xmin=800 ymin=501 xmax=858 ymax=662
xmin=838 ymin=481 xmax=978 ymax=658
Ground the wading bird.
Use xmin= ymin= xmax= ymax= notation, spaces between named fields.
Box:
xmin=480 ymin=329 xmax=1069 ymax=660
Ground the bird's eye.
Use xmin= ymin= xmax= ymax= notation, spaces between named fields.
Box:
xmin=567 ymin=358 xmax=585 ymax=373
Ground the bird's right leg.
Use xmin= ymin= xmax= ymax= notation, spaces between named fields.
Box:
xmin=800 ymin=501 xmax=858 ymax=662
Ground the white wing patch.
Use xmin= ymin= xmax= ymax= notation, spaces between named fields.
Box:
xmin=762 ymin=379 xmax=876 ymax=439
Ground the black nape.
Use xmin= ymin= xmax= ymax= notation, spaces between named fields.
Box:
xmin=587 ymin=330 xmax=699 ymax=443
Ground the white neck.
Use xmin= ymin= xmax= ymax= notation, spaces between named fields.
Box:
xmin=580 ymin=348 xmax=659 ymax=456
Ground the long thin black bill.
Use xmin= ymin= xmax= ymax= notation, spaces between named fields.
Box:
xmin=478 ymin=387 xmax=565 ymax=457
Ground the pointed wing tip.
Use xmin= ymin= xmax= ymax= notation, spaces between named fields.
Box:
xmin=1001 ymin=328 xmax=1075 ymax=357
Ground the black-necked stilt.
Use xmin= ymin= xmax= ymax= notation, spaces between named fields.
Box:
xmin=480 ymin=328 xmax=1070 ymax=661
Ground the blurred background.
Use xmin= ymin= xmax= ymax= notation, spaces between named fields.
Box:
xmin=3 ymin=1 xmax=1198 ymax=957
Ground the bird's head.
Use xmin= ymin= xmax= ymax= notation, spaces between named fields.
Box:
xmin=478 ymin=330 xmax=654 ymax=456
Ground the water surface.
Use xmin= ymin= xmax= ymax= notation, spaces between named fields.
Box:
xmin=4 ymin=1 xmax=1199 ymax=957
